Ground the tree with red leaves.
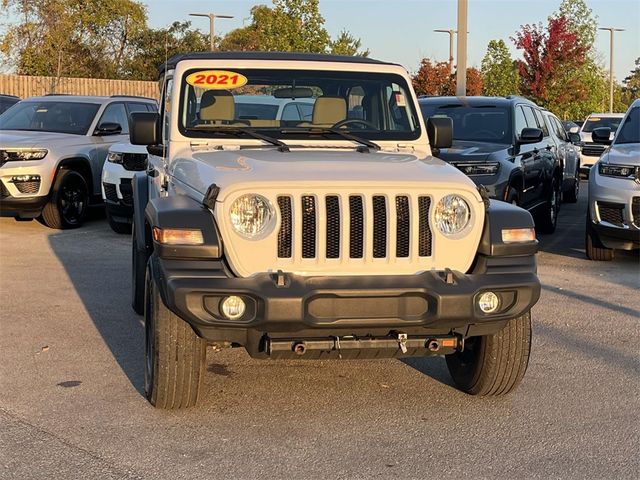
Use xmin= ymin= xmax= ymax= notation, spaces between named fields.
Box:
xmin=512 ymin=16 xmax=590 ymax=116
xmin=412 ymin=58 xmax=483 ymax=97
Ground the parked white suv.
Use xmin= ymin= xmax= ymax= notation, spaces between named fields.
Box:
xmin=578 ymin=112 xmax=624 ymax=176
xmin=586 ymin=100 xmax=640 ymax=260
xmin=128 ymin=52 xmax=541 ymax=409
xmin=0 ymin=95 xmax=156 ymax=228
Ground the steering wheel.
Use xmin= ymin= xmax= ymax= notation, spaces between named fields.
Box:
xmin=332 ymin=119 xmax=380 ymax=130
xmin=472 ymin=129 xmax=501 ymax=139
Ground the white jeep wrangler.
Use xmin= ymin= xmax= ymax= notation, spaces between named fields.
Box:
xmin=129 ymin=52 xmax=541 ymax=409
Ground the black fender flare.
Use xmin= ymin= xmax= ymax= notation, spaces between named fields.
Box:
xmin=132 ymin=172 xmax=149 ymax=252
xmin=477 ymin=199 xmax=538 ymax=257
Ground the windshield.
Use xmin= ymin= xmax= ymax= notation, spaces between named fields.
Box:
xmin=0 ymin=101 xmax=100 ymax=135
xmin=419 ymin=103 xmax=512 ymax=144
xmin=614 ymin=107 xmax=639 ymax=145
xmin=582 ymin=116 xmax=622 ymax=133
xmin=178 ymin=68 xmax=420 ymax=141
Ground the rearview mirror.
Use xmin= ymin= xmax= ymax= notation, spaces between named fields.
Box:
xmin=95 ymin=122 xmax=122 ymax=136
xmin=273 ymin=87 xmax=314 ymax=99
xmin=130 ymin=112 xmax=159 ymax=146
xmin=591 ymin=127 xmax=612 ymax=145
xmin=517 ymin=127 xmax=543 ymax=144
xmin=427 ymin=116 xmax=453 ymax=149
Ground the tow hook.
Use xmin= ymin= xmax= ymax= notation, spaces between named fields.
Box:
xmin=426 ymin=339 xmax=441 ymax=352
xmin=397 ymin=333 xmax=408 ymax=354
xmin=292 ymin=341 xmax=307 ymax=356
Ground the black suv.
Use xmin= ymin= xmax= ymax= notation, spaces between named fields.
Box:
xmin=419 ymin=96 xmax=564 ymax=233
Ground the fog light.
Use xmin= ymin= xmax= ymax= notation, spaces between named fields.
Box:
xmin=11 ymin=175 xmax=41 ymax=182
xmin=221 ymin=296 xmax=246 ymax=320
xmin=478 ymin=291 xmax=500 ymax=314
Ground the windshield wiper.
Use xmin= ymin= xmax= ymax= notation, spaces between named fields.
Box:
xmin=185 ymin=126 xmax=290 ymax=152
xmin=280 ymin=127 xmax=381 ymax=153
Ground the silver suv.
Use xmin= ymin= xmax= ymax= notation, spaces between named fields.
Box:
xmin=0 ymin=95 xmax=156 ymax=228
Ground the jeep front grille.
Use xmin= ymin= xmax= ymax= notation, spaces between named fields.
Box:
xmin=582 ymin=143 xmax=606 ymax=157
xmin=277 ymin=194 xmax=433 ymax=261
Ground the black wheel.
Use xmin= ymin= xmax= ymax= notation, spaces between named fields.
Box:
xmin=535 ymin=177 xmax=560 ymax=234
xmin=41 ymin=169 xmax=89 ymax=229
xmin=144 ymin=264 xmax=207 ymax=409
xmin=585 ymin=211 xmax=614 ymax=261
xmin=106 ymin=209 xmax=131 ymax=234
xmin=446 ymin=312 xmax=532 ymax=396
xmin=563 ymin=173 xmax=579 ymax=204
xmin=131 ymin=221 xmax=147 ymax=315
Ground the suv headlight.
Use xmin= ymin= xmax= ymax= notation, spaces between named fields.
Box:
xmin=455 ymin=162 xmax=500 ymax=176
xmin=229 ymin=194 xmax=275 ymax=239
xmin=1 ymin=149 xmax=48 ymax=161
xmin=107 ymin=152 xmax=123 ymax=164
xmin=598 ymin=163 xmax=639 ymax=181
xmin=435 ymin=194 xmax=471 ymax=235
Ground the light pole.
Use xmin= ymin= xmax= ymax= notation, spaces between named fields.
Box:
xmin=434 ymin=29 xmax=457 ymax=74
xmin=189 ymin=13 xmax=234 ymax=51
xmin=456 ymin=0 xmax=468 ymax=96
xmin=599 ymin=27 xmax=624 ymax=113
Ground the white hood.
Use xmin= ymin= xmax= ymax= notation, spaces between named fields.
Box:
xmin=601 ymin=143 xmax=640 ymax=166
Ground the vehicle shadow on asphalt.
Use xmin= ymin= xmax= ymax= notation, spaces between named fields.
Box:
xmin=48 ymin=220 xmax=144 ymax=395
xmin=400 ymin=357 xmax=456 ymax=388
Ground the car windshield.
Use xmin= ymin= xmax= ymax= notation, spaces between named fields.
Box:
xmin=179 ymin=68 xmax=420 ymax=141
xmin=614 ymin=107 xmax=640 ymax=145
xmin=582 ymin=116 xmax=622 ymax=133
xmin=419 ymin=103 xmax=512 ymax=144
xmin=0 ymin=101 xmax=100 ymax=135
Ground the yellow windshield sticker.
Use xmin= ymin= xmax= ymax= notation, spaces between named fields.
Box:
xmin=185 ymin=70 xmax=248 ymax=90
xmin=589 ymin=117 xmax=601 ymax=121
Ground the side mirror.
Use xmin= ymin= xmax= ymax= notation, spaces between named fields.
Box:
xmin=517 ymin=127 xmax=543 ymax=144
xmin=568 ymin=133 xmax=582 ymax=145
xmin=95 ymin=122 xmax=122 ymax=136
xmin=130 ymin=112 xmax=159 ymax=146
xmin=427 ymin=116 xmax=453 ymax=149
xmin=591 ymin=127 xmax=612 ymax=145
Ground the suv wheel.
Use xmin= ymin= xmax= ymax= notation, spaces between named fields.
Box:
xmin=106 ymin=208 xmax=131 ymax=234
xmin=41 ymin=169 xmax=89 ymax=229
xmin=585 ymin=211 xmax=614 ymax=261
xmin=144 ymin=264 xmax=206 ymax=409
xmin=563 ymin=172 xmax=580 ymax=204
xmin=536 ymin=178 xmax=560 ymax=234
xmin=446 ymin=312 xmax=531 ymax=396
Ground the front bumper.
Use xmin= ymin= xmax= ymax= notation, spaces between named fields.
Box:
xmin=0 ymin=190 xmax=49 ymax=218
xmin=101 ymin=162 xmax=135 ymax=221
xmin=151 ymin=254 xmax=540 ymax=351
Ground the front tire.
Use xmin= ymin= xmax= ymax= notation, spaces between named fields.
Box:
xmin=41 ymin=169 xmax=89 ymax=229
xmin=106 ymin=208 xmax=131 ymax=234
xmin=585 ymin=212 xmax=614 ymax=261
xmin=536 ymin=177 xmax=560 ymax=234
xmin=144 ymin=264 xmax=206 ymax=409
xmin=446 ymin=312 xmax=532 ymax=396
xmin=563 ymin=173 xmax=580 ymax=204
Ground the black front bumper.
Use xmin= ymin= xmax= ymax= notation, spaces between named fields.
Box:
xmin=151 ymin=255 xmax=540 ymax=347
xmin=0 ymin=194 xmax=49 ymax=219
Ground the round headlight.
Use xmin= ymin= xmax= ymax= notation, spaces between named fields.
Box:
xmin=435 ymin=194 xmax=471 ymax=235
xmin=229 ymin=194 xmax=274 ymax=238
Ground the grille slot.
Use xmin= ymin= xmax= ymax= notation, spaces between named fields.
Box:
xmin=0 ymin=181 xmax=10 ymax=198
xmin=396 ymin=196 xmax=410 ymax=258
xmin=418 ymin=197 xmax=432 ymax=257
xmin=277 ymin=196 xmax=292 ymax=258
xmin=326 ymin=196 xmax=340 ymax=258
xmin=372 ymin=196 xmax=387 ymax=258
xmin=301 ymin=196 xmax=316 ymax=258
xmin=349 ymin=196 xmax=364 ymax=258
xmin=103 ymin=182 xmax=118 ymax=202
xmin=632 ymin=197 xmax=640 ymax=225
xmin=598 ymin=201 xmax=624 ymax=226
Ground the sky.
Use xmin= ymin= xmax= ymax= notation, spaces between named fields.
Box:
xmin=145 ymin=0 xmax=640 ymax=81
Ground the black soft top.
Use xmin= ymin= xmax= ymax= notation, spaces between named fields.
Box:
xmin=158 ymin=51 xmax=392 ymax=77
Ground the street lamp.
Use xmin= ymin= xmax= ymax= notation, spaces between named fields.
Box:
xmin=599 ymin=27 xmax=624 ymax=113
xmin=434 ymin=29 xmax=457 ymax=74
xmin=189 ymin=13 xmax=234 ymax=51
xmin=456 ymin=0 xmax=468 ymax=96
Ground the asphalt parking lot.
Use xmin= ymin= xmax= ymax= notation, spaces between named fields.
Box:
xmin=1 ymin=183 xmax=638 ymax=480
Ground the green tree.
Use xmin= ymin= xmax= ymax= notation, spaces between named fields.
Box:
xmin=0 ymin=0 xmax=146 ymax=85
xmin=481 ymin=40 xmax=519 ymax=96
xmin=622 ymin=57 xmax=640 ymax=105
xmin=219 ymin=0 xmax=366 ymax=56
xmin=550 ymin=0 xmax=598 ymax=52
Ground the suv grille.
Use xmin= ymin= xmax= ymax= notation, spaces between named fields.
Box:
xmin=598 ymin=201 xmax=624 ymax=226
xmin=103 ymin=182 xmax=118 ymax=202
xmin=14 ymin=180 xmax=40 ymax=194
xmin=582 ymin=143 xmax=606 ymax=157
xmin=277 ymin=194 xmax=433 ymax=260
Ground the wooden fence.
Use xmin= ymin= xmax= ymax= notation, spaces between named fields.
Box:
xmin=0 ymin=74 xmax=158 ymax=100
